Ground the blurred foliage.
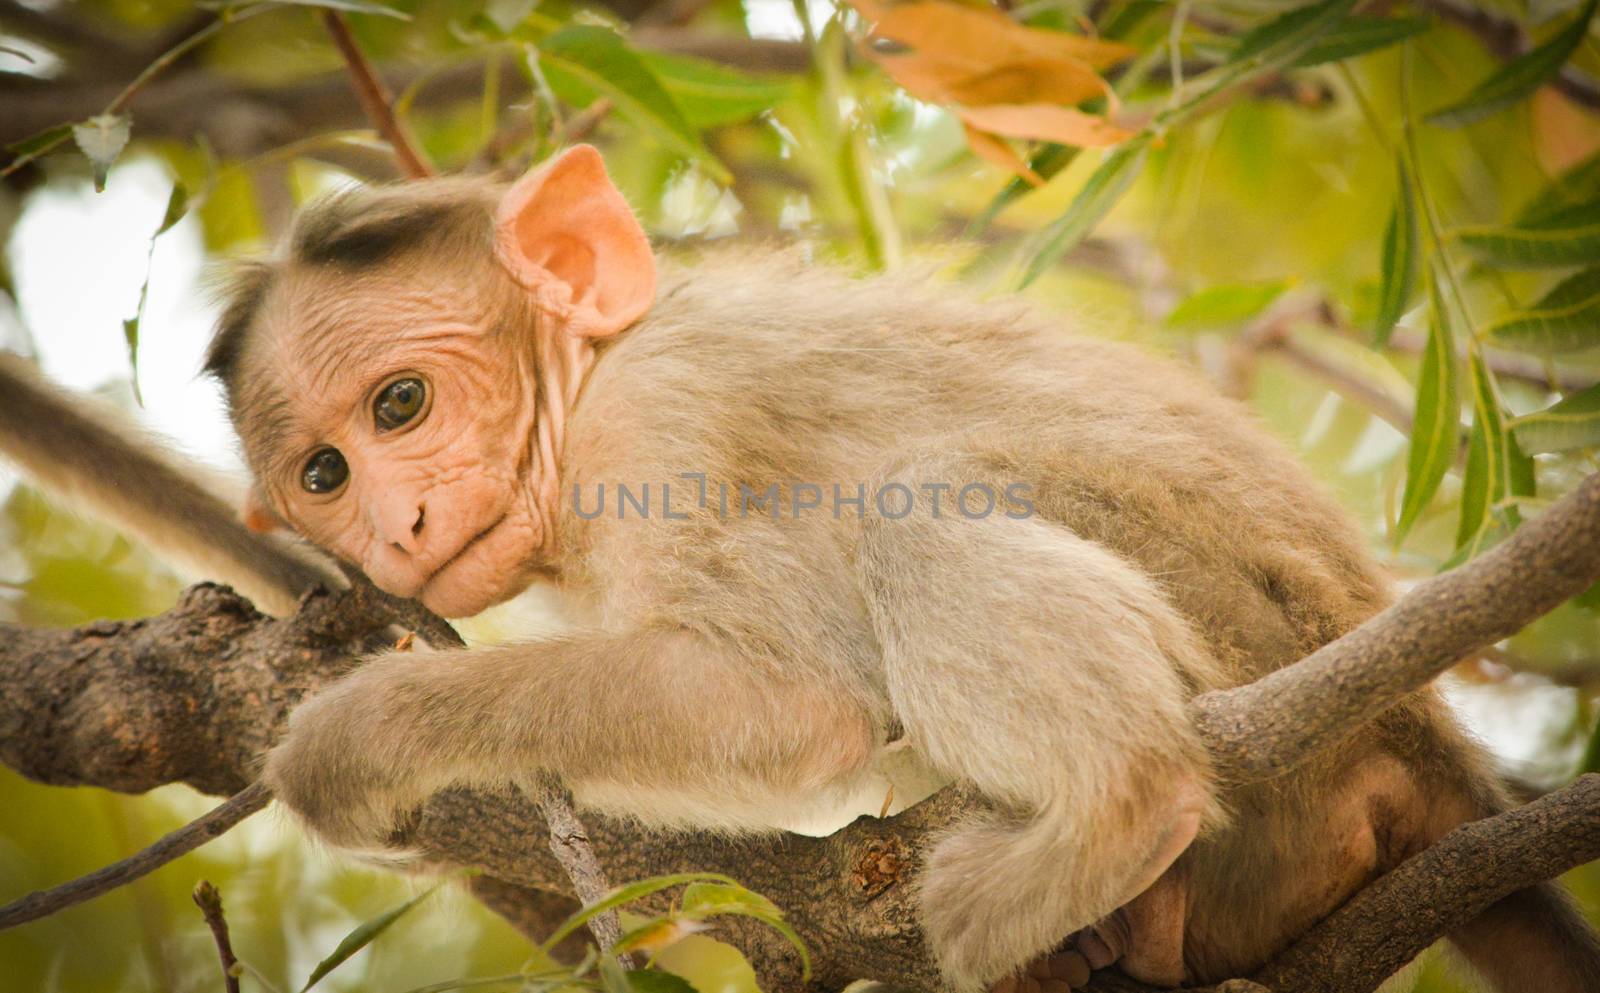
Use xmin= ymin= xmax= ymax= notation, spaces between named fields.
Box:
xmin=3 ymin=1 xmax=1600 ymax=991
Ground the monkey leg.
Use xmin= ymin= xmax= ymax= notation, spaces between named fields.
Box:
xmin=857 ymin=505 xmax=1223 ymax=992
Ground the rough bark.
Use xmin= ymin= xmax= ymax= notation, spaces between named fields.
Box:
xmin=3 ymin=470 xmax=1600 ymax=992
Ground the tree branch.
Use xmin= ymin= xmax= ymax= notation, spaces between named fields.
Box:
xmin=2 ymin=472 xmax=1599 ymax=990
xmin=319 ymin=10 xmax=434 ymax=179
xmin=1193 ymin=470 xmax=1600 ymax=785
xmin=192 ymin=880 xmax=243 ymax=993
xmin=0 ymin=782 xmax=270 ymax=931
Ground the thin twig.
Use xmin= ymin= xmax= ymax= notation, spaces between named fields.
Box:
xmin=559 ymin=99 xmax=614 ymax=146
xmin=192 ymin=880 xmax=242 ymax=993
xmin=526 ymin=775 xmax=632 ymax=964
xmin=0 ymin=782 xmax=270 ymax=931
xmin=319 ymin=10 xmax=433 ymax=179
xmin=333 ymin=561 xmax=465 ymax=650
xmin=1 ymin=4 xmax=273 ymax=178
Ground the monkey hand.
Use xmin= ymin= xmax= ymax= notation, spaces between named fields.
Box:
xmin=263 ymin=675 xmax=437 ymax=851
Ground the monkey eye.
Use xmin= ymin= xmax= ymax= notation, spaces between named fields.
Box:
xmin=302 ymin=447 xmax=349 ymax=494
xmin=374 ymin=377 xmax=426 ymax=431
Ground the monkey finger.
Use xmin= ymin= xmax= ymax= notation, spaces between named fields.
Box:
xmin=1073 ymin=928 xmax=1118 ymax=970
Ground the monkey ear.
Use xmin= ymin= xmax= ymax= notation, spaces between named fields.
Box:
xmin=242 ymin=488 xmax=283 ymax=534
xmin=494 ymin=144 xmax=656 ymax=339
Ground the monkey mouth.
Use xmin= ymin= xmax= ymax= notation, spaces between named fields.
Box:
xmin=422 ymin=513 xmax=508 ymax=593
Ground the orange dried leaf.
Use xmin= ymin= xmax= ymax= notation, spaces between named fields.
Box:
xmin=872 ymin=50 xmax=1106 ymax=107
xmin=962 ymin=122 xmax=1044 ymax=185
xmin=958 ymin=103 xmax=1134 ymax=147
xmin=854 ymin=0 xmax=1135 ymax=71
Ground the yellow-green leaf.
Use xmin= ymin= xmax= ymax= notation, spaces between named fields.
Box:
xmin=1396 ymin=278 xmax=1459 ymax=543
xmin=1293 ymin=15 xmax=1430 ymax=67
xmin=641 ymin=52 xmax=793 ymax=129
xmin=1485 ymin=266 xmax=1600 ymax=353
xmin=1375 ymin=155 xmax=1418 ymax=345
xmin=539 ymin=872 xmax=737 ymax=953
xmin=1427 ymin=0 xmax=1597 ymax=127
xmin=1456 ymin=351 xmax=1515 ymax=552
xmin=1165 ymin=280 xmax=1292 ymax=330
xmin=1512 ymin=382 xmax=1600 ymax=453
xmin=300 ymin=884 xmax=442 ymax=992
xmin=1457 ymin=200 xmax=1600 ymax=269
xmin=1016 ymin=137 xmax=1149 ymax=289
xmin=536 ymin=26 xmax=728 ymax=183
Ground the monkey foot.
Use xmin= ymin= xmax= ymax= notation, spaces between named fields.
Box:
xmin=990 ymin=912 xmax=1131 ymax=992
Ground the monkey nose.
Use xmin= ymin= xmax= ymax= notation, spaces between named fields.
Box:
xmin=374 ymin=498 xmax=427 ymax=555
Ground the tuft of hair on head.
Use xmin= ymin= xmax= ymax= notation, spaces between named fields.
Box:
xmin=287 ymin=176 xmax=502 ymax=270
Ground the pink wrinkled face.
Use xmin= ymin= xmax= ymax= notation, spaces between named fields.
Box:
xmin=249 ymin=268 xmax=543 ymax=618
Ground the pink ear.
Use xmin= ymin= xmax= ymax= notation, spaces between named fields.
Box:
xmin=495 ymin=145 xmax=656 ymax=339
xmin=242 ymin=489 xmax=283 ymax=534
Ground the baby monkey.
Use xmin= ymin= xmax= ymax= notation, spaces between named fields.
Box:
xmin=178 ymin=146 xmax=1599 ymax=991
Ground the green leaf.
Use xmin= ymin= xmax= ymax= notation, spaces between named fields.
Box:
xmin=1396 ymin=278 xmax=1460 ymax=544
xmin=122 ymin=182 xmax=189 ymax=405
xmin=1169 ymin=1 xmax=1357 ymax=124
xmin=1583 ymin=707 xmax=1600 ymax=774
xmin=640 ymin=52 xmax=792 ymax=129
xmin=1375 ymin=155 xmax=1419 ymax=345
xmin=600 ymin=956 xmax=632 ymax=993
xmin=1512 ymin=381 xmax=1600 ymax=453
xmin=1518 ymin=150 xmax=1600 ymax=224
xmin=1013 ymin=0 xmax=1353 ymax=286
xmin=536 ymin=26 xmax=729 ymax=183
xmin=71 ymin=113 xmax=131 ymax=192
xmin=1484 ymin=266 xmax=1600 ymax=353
xmin=1427 ymin=0 xmax=1598 ymax=126
xmin=300 ymin=884 xmax=442 ymax=992
xmin=6 ymin=123 xmax=71 ymax=157
xmin=1293 ymin=15 xmax=1431 ymax=67
xmin=622 ymin=970 xmax=699 ymax=993
xmin=539 ymin=872 xmax=738 ymax=953
xmin=968 ymin=144 xmax=1078 ymax=237
xmin=1164 ymin=280 xmax=1292 ymax=329
xmin=1456 ymin=200 xmax=1600 ymax=269
xmin=676 ymin=882 xmax=809 ymax=980
xmin=1456 ymin=351 xmax=1513 ymax=552
xmin=1016 ymin=137 xmax=1149 ymax=289
xmin=1230 ymin=0 xmax=1359 ymax=66
xmin=394 ymin=975 xmax=544 ymax=993
xmin=155 ymin=181 xmax=190 ymax=235
xmin=679 ymin=882 xmax=783 ymax=919
xmin=254 ymin=0 xmax=410 ymax=18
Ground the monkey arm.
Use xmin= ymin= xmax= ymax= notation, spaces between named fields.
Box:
xmin=262 ymin=626 xmax=880 ymax=849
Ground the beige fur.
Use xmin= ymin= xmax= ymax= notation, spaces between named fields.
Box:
xmin=13 ymin=164 xmax=1587 ymax=991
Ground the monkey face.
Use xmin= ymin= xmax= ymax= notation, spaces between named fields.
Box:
xmin=215 ymin=145 xmax=656 ymax=618
xmin=248 ymin=271 xmax=546 ymax=618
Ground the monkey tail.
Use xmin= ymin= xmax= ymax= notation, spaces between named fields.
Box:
xmin=0 ymin=353 xmax=331 ymax=614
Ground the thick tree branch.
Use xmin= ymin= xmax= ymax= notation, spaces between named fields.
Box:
xmin=2 ymin=472 xmax=1599 ymax=990
xmin=1256 ymin=774 xmax=1600 ymax=993
xmin=1193 ymin=470 xmax=1600 ymax=785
